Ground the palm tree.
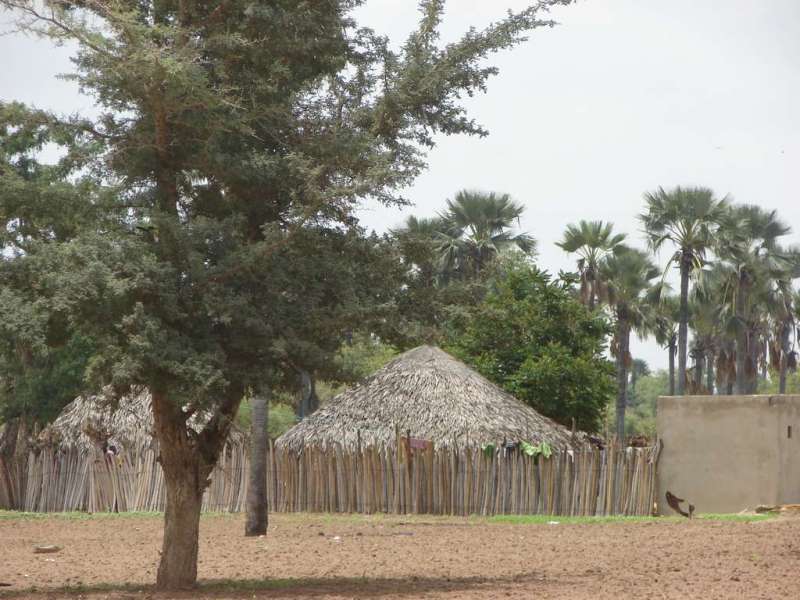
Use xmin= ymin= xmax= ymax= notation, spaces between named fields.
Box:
xmin=557 ymin=220 xmax=627 ymax=310
xmin=694 ymin=262 xmax=739 ymax=395
xmin=687 ymin=295 xmax=721 ymax=394
xmin=437 ymin=190 xmax=535 ymax=277
xmin=391 ymin=215 xmax=448 ymax=285
xmin=640 ymin=186 xmax=729 ymax=395
xmin=766 ymin=280 xmax=798 ymax=394
xmin=648 ymin=294 xmax=679 ymax=395
xmin=715 ymin=205 xmax=794 ymax=393
xmin=600 ymin=248 xmax=660 ymax=440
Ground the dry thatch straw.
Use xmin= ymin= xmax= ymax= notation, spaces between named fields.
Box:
xmin=278 ymin=345 xmax=583 ymax=451
xmin=37 ymin=387 xmax=245 ymax=453
xmin=6 ymin=388 xmax=248 ymax=513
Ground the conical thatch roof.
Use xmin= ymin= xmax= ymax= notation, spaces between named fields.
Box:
xmin=277 ymin=345 xmax=581 ymax=451
xmin=38 ymin=387 xmax=245 ymax=454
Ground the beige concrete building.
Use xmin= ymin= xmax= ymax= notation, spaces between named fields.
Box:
xmin=657 ymin=395 xmax=800 ymax=514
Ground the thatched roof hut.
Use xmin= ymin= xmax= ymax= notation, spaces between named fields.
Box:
xmin=7 ymin=389 xmax=248 ymax=513
xmin=277 ymin=345 xmax=581 ymax=451
xmin=37 ymin=387 xmax=245 ymax=454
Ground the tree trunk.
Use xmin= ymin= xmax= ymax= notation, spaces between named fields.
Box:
xmin=296 ymin=370 xmax=319 ymax=420
xmin=615 ymin=320 xmax=630 ymax=442
xmin=159 ymin=469 xmax=203 ymax=588
xmin=779 ymin=355 xmax=788 ymax=394
xmin=779 ymin=323 xmax=790 ymax=394
xmin=677 ymin=256 xmax=690 ymax=395
xmin=153 ymin=391 xmax=204 ymax=589
xmin=668 ymin=340 xmax=676 ymax=396
xmin=151 ymin=389 xmax=239 ymax=589
xmin=735 ymin=281 xmax=748 ymax=394
xmin=706 ymin=351 xmax=715 ymax=395
xmin=693 ymin=352 xmax=703 ymax=389
xmin=748 ymin=333 xmax=760 ymax=394
xmin=245 ymin=393 xmax=269 ymax=536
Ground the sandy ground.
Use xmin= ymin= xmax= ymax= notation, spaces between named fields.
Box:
xmin=0 ymin=512 xmax=798 ymax=599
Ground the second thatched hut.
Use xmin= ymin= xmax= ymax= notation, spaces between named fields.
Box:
xmin=277 ymin=345 xmax=582 ymax=451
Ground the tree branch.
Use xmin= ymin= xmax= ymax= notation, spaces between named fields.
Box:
xmin=0 ymin=0 xmax=112 ymax=57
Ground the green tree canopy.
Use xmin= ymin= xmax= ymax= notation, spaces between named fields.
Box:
xmin=0 ymin=0 xmax=575 ymax=588
xmin=436 ymin=190 xmax=535 ymax=277
xmin=446 ymin=258 xmax=614 ymax=432
xmin=640 ymin=185 xmax=729 ymax=395
xmin=557 ymin=220 xmax=626 ymax=310
xmin=599 ymin=248 xmax=660 ymax=439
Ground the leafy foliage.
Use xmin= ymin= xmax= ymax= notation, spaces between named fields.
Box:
xmin=334 ymin=335 xmax=399 ymax=383
xmin=0 ymin=334 xmax=95 ymax=424
xmin=236 ymin=399 xmax=297 ymax=441
xmin=557 ymin=220 xmax=626 ymax=309
xmin=447 ymin=258 xmax=614 ymax=432
xmin=387 ymin=190 xmax=535 ymax=348
xmin=605 ymin=370 xmax=668 ymax=438
xmin=518 ymin=440 xmax=552 ymax=458
xmin=436 ymin=190 xmax=535 ymax=277
xmin=640 ymin=186 xmax=729 ymax=395
xmin=0 ymin=0 xmax=577 ymax=586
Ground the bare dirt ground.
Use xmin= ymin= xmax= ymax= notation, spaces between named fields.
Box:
xmin=1 ymin=512 xmax=798 ymax=600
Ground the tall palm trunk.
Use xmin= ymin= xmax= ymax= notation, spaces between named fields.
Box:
xmin=615 ymin=319 xmax=630 ymax=442
xmin=668 ymin=338 xmax=676 ymax=396
xmin=245 ymin=392 xmax=269 ymax=536
xmin=747 ymin=332 xmax=760 ymax=394
xmin=779 ymin=323 xmax=791 ymax=394
xmin=705 ymin=350 xmax=715 ymax=394
xmin=693 ymin=352 xmax=704 ymax=389
xmin=677 ymin=254 xmax=690 ymax=395
xmin=735 ymin=279 xmax=748 ymax=394
xmin=296 ymin=370 xmax=319 ymax=420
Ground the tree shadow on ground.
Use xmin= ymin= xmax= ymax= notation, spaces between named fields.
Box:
xmin=0 ymin=571 xmax=578 ymax=599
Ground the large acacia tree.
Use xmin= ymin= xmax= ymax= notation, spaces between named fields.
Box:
xmin=0 ymin=0 xmax=575 ymax=589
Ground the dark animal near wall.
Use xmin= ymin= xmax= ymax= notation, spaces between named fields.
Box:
xmin=666 ymin=490 xmax=694 ymax=518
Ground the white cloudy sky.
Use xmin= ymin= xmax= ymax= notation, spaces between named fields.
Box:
xmin=2 ymin=0 xmax=799 ymax=369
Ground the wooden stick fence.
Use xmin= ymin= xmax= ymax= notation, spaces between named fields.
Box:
xmin=1 ymin=438 xmax=660 ymax=516
xmin=1 ymin=440 xmax=248 ymax=513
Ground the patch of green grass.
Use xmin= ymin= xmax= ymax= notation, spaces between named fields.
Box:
xmin=488 ymin=513 xmax=773 ymax=525
xmin=0 ymin=510 xmax=159 ymax=521
xmin=693 ymin=513 xmax=774 ymax=522
xmin=0 ymin=510 xmax=238 ymax=521
xmin=488 ymin=514 xmax=655 ymax=525
xmin=0 ymin=509 xmax=774 ymax=525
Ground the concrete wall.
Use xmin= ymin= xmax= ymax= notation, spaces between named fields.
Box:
xmin=657 ymin=395 xmax=800 ymax=515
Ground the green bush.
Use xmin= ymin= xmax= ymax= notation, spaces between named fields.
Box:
xmin=447 ymin=260 xmax=615 ymax=432
xmin=334 ymin=334 xmax=398 ymax=382
xmin=236 ymin=399 xmax=298 ymax=440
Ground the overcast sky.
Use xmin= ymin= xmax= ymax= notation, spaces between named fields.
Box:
xmin=2 ymin=0 xmax=799 ymax=370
